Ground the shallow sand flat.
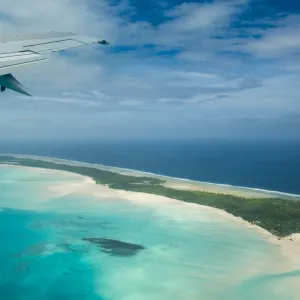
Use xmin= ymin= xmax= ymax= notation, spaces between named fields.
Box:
xmin=39 ymin=165 xmax=300 ymax=271
xmin=0 ymin=163 xmax=91 ymax=183
xmin=1 ymin=163 xmax=300 ymax=270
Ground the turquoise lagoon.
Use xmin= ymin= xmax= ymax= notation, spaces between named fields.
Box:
xmin=0 ymin=165 xmax=299 ymax=300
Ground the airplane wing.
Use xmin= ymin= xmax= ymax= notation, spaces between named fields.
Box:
xmin=0 ymin=32 xmax=109 ymax=96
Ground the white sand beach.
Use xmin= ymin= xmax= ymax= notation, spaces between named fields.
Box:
xmin=162 ymin=180 xmax=273 ymax=198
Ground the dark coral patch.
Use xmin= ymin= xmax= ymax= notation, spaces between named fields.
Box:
xmin=82 ymin=238 xmax=145 ymax=257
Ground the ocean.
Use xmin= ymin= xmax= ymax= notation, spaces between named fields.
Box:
xmin=0 ymin=165 xmax=299 ymax=300
xmin=0 ymin=139 xmax=300 ymax=194
xmin=0 ymin=140 xmax=300 ymax=299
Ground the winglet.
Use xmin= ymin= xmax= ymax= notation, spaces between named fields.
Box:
xmin=0 ymin=74 xmax=32 ymax=97
xmin=98 ymin=40 xmax=110 ymax=45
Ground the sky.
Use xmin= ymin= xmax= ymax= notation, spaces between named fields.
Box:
xmin=0 ymin=0 xmax=299 ymax=141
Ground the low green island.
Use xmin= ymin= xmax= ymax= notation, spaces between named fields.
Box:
xmin=1 ymin=155 xmax=300 ymax=238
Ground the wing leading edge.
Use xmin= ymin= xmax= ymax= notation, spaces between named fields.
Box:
xmin=0 ymin=32 xmax=109 ymax=96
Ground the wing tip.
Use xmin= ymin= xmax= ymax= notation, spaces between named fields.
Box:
xmin=98 ymin=40 xmax=110 ymax=45
xmin=21 ymin=90 xmax=33 ymax=97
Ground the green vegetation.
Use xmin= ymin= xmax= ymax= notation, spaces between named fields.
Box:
xmin=1 ymin=155 xmax=300 ymax=238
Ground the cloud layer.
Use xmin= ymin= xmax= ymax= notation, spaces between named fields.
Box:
xmin=0 ymin=0 xmax=299 ymax=140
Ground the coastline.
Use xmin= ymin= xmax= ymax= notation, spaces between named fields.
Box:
xmin=49 ymin=170 xmax=300 ymax=270
xmin=3 ymin=153 xmax=300 ymax=200
xmin=0 ymin=163 xmax=300 ymax=270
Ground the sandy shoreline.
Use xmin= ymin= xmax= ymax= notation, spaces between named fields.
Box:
xmin=1 ymin=163 xmax=299 ymax=271
xmin=3 ymin=154 xmax=300 ymax=200
xmin=162 ymin=180 xmax=272 ymax=199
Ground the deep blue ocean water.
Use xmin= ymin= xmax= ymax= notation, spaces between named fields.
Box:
xmin=0 ymin=139 xmax=299 ymax=194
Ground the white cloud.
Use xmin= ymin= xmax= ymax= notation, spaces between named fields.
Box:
xmin=118 ymin=100 xmax=142 ymax=106
xmin=0 ymin=0 xmax=299 ymax=140
xmin=244 ymin=27 xmax=300 ymax=57
xmin=182 ymin=93 xmax=230 ymax=104
xmin=0 ymin=0 xmax=118 ymax=38
xmin=156 ymin=98 xmax=180 ymax=103
xmin=213 ymin=75 xmax=300 ymax=114
xmin=165 ymin=1 xmax=237 ymax=31
xmin=62 ymin=92 xmax=89 ymax=98
xmin=229 ymin=14 xmax=300 ymax=59
xmin=19 ymin=95 xmax=103 ymax=107
xmin=171 ymin=71 xmax=218 ymax=79
xmin=92 ymin=90 xmax=111 ymax=99
xmin=285 ymin=63 xmax=300 ymax=71
xmin=154 ymin=0 xmax=247 ymax=49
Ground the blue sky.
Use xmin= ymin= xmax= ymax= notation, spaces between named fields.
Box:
xmin=0 ymin=0 xmax=299 ymax=140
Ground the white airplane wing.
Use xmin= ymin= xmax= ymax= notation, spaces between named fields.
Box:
xmin=0 ymin=32 xmax=109 ymax=96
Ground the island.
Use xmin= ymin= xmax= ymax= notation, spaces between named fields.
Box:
xmin=0 ymin=155 xmax=300 ymax=238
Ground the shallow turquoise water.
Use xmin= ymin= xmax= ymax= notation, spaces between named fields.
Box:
xmin=0 ymin=166 xmax=299 ymax=299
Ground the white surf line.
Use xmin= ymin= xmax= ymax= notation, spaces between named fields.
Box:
xmin=1 ymin=153 xmax=300 ymax=199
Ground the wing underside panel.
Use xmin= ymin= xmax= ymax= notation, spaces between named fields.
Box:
xmin=0 ymin=51 xmax=47 ymax=76
xmin=22 ymin=39 xmax=86 ymax=53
